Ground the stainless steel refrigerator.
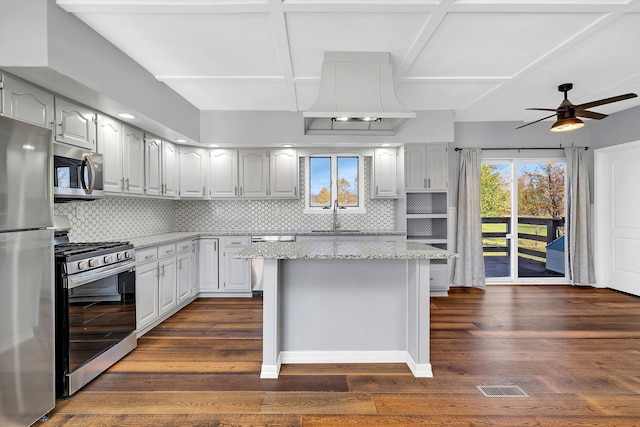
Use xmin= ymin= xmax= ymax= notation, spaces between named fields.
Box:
xmin=0 ymin=115 xmax=55 ymax=426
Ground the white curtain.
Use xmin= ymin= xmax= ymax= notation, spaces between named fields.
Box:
xmin=564 ymin=147 xmax=596 ymax=286
xmin=452 ymin=148 xmax=486 ymax=288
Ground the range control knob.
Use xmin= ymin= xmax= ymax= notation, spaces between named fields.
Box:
xmin=88 ymin=259 xmax=97 ymax=268
xmin=103 ymin=255 xmax=113 ymax=263
xmin=116 ymin=253 xmax=123 ymax=260
xmin=124 ymin=251 xmax=132 ymax=259
xmin=77 ymin=261 xmax=87 ymax=270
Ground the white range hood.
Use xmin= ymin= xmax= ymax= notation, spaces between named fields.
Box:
xmin=303 ymin=52 xmax=416 ymax=135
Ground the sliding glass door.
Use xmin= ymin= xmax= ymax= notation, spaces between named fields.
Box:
xmin=481 ymin=158 xmax=568 ymax=283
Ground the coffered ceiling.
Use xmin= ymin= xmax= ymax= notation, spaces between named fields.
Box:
xmin=57 ymin=0 xmax=640 ymax=126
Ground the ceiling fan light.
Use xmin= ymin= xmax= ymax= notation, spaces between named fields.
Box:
xmin=550 ymin=116 xmax=585 ymax=132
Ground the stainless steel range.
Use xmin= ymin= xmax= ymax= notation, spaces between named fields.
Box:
xmin=54 ymin=225 xmax=136 ymax=398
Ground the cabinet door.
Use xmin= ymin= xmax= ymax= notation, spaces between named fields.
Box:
xmin=239 ymin=149 xmax=268 ymax=198
xmin=158 ymin=257 xmax=177 ymax=316
xmin=55 ymin=97 xmax=97 ymax=151
xmin=97 ymin=114 xmax=123 ymax=193
xmin=162 ymin=141 xmax=178 ymax=198
xmin=123 ymin=125 xmax=145 ymax=195
xmin=372 ymin=148 xmax=397 ymax=198
xmin=1 ymin=74 xmax=54 ymax=130
xmin=221 ymin=237 xmax=250 ymax=291
xmin=269 ymin=149 xmax=298 ymax=198
xmin=426 ymin=144 xmax=448 ymax=191
xmin=189 ymin=241 xmax=198 ymax=296
xmin=179 ymin=147 xmax=206 ymax=198
xmin=136 ymin=262 xmax=159 ymax=331
xmin=144 ymin=135 xmax=162 ymax=196
xmin=209 ymin=149 xmax=238 ymax=197
xmin=198 ymin=238 xmax=219 ymax=292
xmin=176 ymin=253 xmax=191 ymax=304
xmin=405 ymin=145 xmax=427 ymax=191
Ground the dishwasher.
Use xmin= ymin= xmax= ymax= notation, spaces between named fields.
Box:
xmin=250 ymin=235 xmax=296 ymax=296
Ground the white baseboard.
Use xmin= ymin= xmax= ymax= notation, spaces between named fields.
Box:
xmin=406 ymin=354 xmax=433 ymax=378
xmin=280 ymin=350 xmax=408 ymax=364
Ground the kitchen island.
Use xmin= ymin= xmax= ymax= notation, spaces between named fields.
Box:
xmin=235 ymin=241 xmax=458 ymax=379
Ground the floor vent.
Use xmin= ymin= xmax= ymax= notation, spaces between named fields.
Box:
xmin=477 ymin=385 xmax=528 ymax=398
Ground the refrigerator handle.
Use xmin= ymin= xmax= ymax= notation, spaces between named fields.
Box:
xmin=81 ymin=154 xmax=96 ymax=194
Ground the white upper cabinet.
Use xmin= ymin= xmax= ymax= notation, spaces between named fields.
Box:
xmin=1 ymin=74 xmax=54 ymax=130
xmin=239 ymin=149 xmax=269 ymax=198
xmin=100 ymin=118 xmax=145 ymax=195
xmin=97 ymin=114 xmax=123 ymax=193
xmin=405 ymin=143 xmax=448 ymax=191
xmin=162 ymin=141 xmax=178 ymax=198
xmin=54 ymin=97 xmax=97 ymax=151
xmin=269 ymin=148 xmax=298 ymax=198
xmin=122 ymin=125 xmax=145 ymax=195
xmin=145 ymin=136 xmax=178 ymax=198
xmin=405 ymin=144 xmax=428 ymax=191
xmin=372 ymin=147 xmax=398 ymax=198
xmin=209 ymin=149 xmax=238 ymax=197
xmin=179 ymin=146 xmax=207 ymax=198
xmin=144 ymin=135 xmax=162 ymax=196
xmin=425 ymin=143 xmax=448 ymax=191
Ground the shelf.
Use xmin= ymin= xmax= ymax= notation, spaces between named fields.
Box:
xmin=406 ymin=213 xmax=447 ymax=219
xmin=406 ymin=192 xmax=447 ymax=215
xmin=407 ymin=237 xmax=448 ymax=244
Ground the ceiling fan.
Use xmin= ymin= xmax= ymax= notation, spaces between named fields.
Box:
xmin=517 ymin=83 xmax=638 ymax=132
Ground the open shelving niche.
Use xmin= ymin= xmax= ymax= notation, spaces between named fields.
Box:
xmin=404 ymin=191 xmax=451 ymax=296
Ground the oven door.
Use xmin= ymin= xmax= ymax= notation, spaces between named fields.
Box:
xmin=58 ymin=262 xmax=136 ymax=387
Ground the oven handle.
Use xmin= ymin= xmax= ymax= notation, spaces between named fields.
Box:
xmin=66 ymin=261 xmax=135 ymax=289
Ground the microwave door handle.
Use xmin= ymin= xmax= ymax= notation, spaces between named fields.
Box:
xmin=82 ymin=154 xmax=96 ymax=194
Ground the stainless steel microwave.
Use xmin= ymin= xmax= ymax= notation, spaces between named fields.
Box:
xmin=53 ymin=144 xmax=104 ymax=202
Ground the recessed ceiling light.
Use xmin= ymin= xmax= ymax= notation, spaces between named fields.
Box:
xmin=283 ymin=144 xmax=293 ymax=147
xmin=380 ymin=143 xmax=391 ymax=147
xmin=176 ymin=139 xmax=187 ymax=143
xmin=209 ymin=144 xmax=220 ymax=147
xmin=118 ymin=113 xmax=136 ymax=119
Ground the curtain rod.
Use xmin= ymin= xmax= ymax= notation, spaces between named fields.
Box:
xmin=454 ymin=146 xmax=588 ymax=152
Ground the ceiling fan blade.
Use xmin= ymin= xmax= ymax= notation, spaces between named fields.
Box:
xmin=574 ymin=93 xmax=638 ymax=110
xmin=526 ymin=108 xmax=559 ymax=112
xmin=516 ymin=113 xmax=558 ymax=129
xmin=575 ymin=110 xmax=608 ymax=120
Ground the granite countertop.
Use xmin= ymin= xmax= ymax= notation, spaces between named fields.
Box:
xmin=123 ymin=230 xmax=406 ymax=249
xmin=234 ymin=241 xmax=458 ymax=260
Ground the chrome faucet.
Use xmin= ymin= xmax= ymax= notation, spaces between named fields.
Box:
xmin=332 ymin=199 xmax=339 ymax=231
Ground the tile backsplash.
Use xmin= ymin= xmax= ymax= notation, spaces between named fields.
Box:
xmin=54 ymin=197 xmax=175 ymax=241
xmin=55 ymin=158 xmax=396 ymax=241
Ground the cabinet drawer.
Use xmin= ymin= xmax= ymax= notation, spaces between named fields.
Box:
xmin=158 ymin=243 xmax=177 ymax=258
xmin=176 ymin=240 xmax=193 ymax=254
xmin=136 ymin=247 xmax=158 ymax=264
xmin=224 ymin=236 xmax=249 ymax=248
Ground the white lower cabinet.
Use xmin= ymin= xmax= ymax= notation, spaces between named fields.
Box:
xmin=158 ymin=255 xmax=177 ymax=316
xmin=198 ymin=238 xmax=219 ymax=293
xmin=136 ymin=240 xmax=197 ymax=336
xmin=221 ymin=237 xmax=251 ymax=291
xmin=199 ymin=236 xmax=251 ymax=295
xmin=135 ymin=258 xmax=159 ymax=331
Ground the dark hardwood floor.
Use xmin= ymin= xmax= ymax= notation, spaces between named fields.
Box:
xmin=47 ymin=286 xmax=640 ymax=426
